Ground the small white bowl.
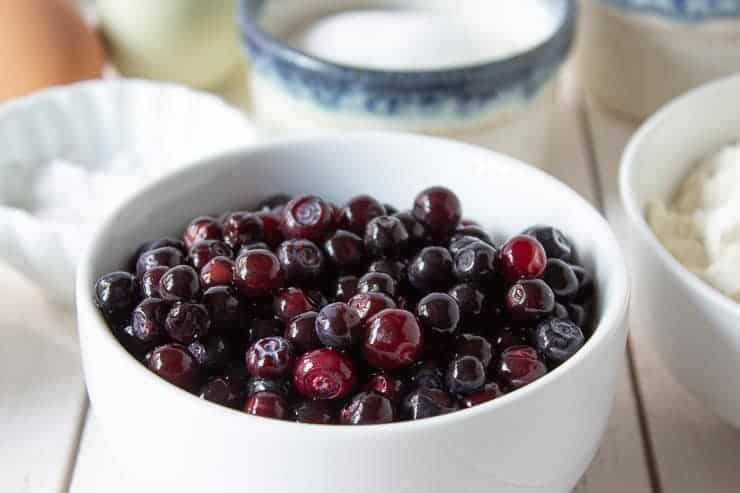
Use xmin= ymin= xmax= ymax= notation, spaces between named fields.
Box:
xmin=0 ymin=79 xmax=256 ymax=306
xmin=579 ymin=0 xmax=740 ymax=119
xmin=620 ymin=74 xmax=740 ymax=427
xmin=77 ymin=132 xmax=629 ymax=493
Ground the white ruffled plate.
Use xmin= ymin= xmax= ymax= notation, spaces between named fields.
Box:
xmin=0 ymin=79 xmax=258 ymax=306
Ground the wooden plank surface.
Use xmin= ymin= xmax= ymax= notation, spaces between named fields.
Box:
xmin=67 ymin=69 xmax=655 ymax=493
xmin=584 ymin=96 xmax=740 ymax=493
xmin=0 ymin=263 xmax=87 ymax=493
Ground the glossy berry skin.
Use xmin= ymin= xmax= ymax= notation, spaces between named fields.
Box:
xmin=199 ymin=376 xmax=244 ymax=409
xmin=202 ymin=286 xmax=245 ymax=334
xmin=284 ymin=311 xmax=321 ymax=353
xmin=553 ymin=302 xmax=569 ymax=320
xmin=324 ymin=230 xmax=365 ymax=273
xmin=246 ymin=336 xmax=295 ymax=379
xmin=248 ymin=317 xmax=286 ymax=344
xmin=499 ymin=235 xmax=547 ymax=283
xmin=183 ymin=216 xmax=222 ymax=250
xmin=451 ymin=226 xmax=492 ymax=246
xmin=340 ymin=195 xmax=386 ymax=236
xmin=291 ymin=400 xmax=334 ymax=424
xmin=364 ymin=215 xmax=409 ymax=258
xmin=454 ymin=334 xmax=493 ymax=368
xmin=136 ymin=247 xmax=184 ymax=278
xmin=188 ymin=240 xmax=233 ymax=271
xmin=293 ymin=348 xmax=356 ymax=400
xmin=408 ymin=246 xmax=454 ymax=294
xmin=448 ymin=284 xmax=484 ymax=325
xmin=199 ymin=256 xmax=235 ymax=289
xmin=357 ymin=272 xmax=397 ymax=298
xmin=281 ymin=194 xmax=334 ymax=242
xmin=222 ymin=211 xmax=264 ymax=251
xmin=535 ymin=318 xmax=585 ymax=366
xmin=498 ymin=345 xmax=547 ymax=389
xmin=276 ymin=239 xmax=325 ymax=284
xmin=571 ymin=265 xmax=595 ymax=304
xmin=446 ymin=356 xmax=487 ymax=395
xmin=315 ymin=302 xmax=363 ymax=349
xmin=256 ymin=211 xmax=283 ymax=248
xmin=368 ymin=259 xmax=406 ymax=282
xmin=566 ymin=303 xmax=588 ymax=327
xmin=239 ymin=242 xmax=270 ymax=256
xmin=132 ymin=238 xmax=184 ymax=269
xmin=340 ymin=392 xmax=394 ymax=425
xmin=453 ymin=241 xmax=498 ymax=283
xmin=245 ymin=377 xmax=291 ymax=398
xmin=164 ymin=302 xmax=210 ymax=344
xmin=234 ymin=249 xmax=284 ymax=299
xmin=522 ymin=225 xmax=575 ymax=263
xmin=330 ymin=275 xmax=358 ymax=302
xmin=402 ymin=387 xmax=456 ymax=420
xmin=188 ymin=336 xmax=230 ymax=371
xmin=393 ymin=211 xmax=426 ymax=247
xmin=364 ymin=372 xmax=404 ymax=404
xmin=406 ymin=361 xmax=444 ymax=390
xmin=140 ymin=266 xmax=168 ymax=298
xmin=94 ymin=271 xmax=139 ymax=319
xmin=412 ymin=186 xmax=462 ymax=243
xmin=363 ymin=309 xmax=423 ymax=370
xmin=348 ymin=292 xmax=396 ymax=324
xmin=460 ymin=382 xmax=504 ymax=408
xmin=159 ymin=265 xmax=200 ymax=302
xmin=273 ymin=287 xmax=316 ymax=322
xmin=132 ymin=298 xmax=168 ymax=343
xmin=244 ymin=391 xmax=287 ymax=419
xmin=448 ymin=235 xmax=484 ymax=257
xmin=416 ymin=292 xmax=460 ymax=335
xmin=506 ymin=279 xmax=555 ymax=321
xmin=148 ymin=343 xmax=199 ymax=390
xmin=543 ymin=259 xmax=579 ymax=299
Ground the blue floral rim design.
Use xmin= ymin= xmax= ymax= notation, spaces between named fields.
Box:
xmin=599 ymin=0 xmax=740 ymax=22
xmin=236 ymin=0 xmax=577 ymax=119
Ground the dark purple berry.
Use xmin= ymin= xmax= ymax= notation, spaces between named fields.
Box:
xmin=188 ymin=240 xmax=232 ymax=271
xmin=340 ymin=392 xmax=394 ymax=425
xmin=132 ymin=298 xmax=168 ymax=343
xmin=246 ymin=377 xmax=291 ymax=398
xmin=491 ymin=326 xmax=529 ymax=352
xmin=543 ymin=259 xmax=579 ymax=299
xmin=140 ymin=266 xmax=168 ymax=298
xmin=348 ymin=292 xmax=396 ymax=324
xmin=281 ymin=194 xmax=334 ymax=242
xmin=460 ymin=382 xmax=503 ymax=408
xmin=222 ymin=211 xmax=264 ymax=250
xmin=453 ymin=241 xmax=498 ymax=283
xmin=448 ymin=283 xmax=484 ymax=325
xmin=136 ymin=247 xmax=184 ymax=278
xmin=368 ymin=259 xmax=406 ymax=282
xmin=199 ymin=376 xmax=244 ymax=409
xmin=408 ymin=246 xmax=454 ymax=294
xmin=332 ymin=275 xmax=359 ymax=302
xmin=522 ymin=225 xmax=575 ymax=262
xmin=324 ymin=230 xmax=365 ymax=273
xmin=202 ymin=286 xmax=245 ymax=334
xmin=291 ymin=400 xmax=334 ymax=424
xmin=357 ymin=272 xmax=397 ymax=297
xmin=451 ymin=225 xmax=492 ymax=245
xmin=506 ymin=279 xmax=555 ymax=321
xmin=246 ymin=336 xmax=294 ymax=379
xmin=571 ymin=265 xmax=595 ymax=304
xmin=553 ymin=302 xmax=569 ymax=320
xmin=276 ymin=239 xmax=325 ymax=284
xmin=364 ymin=372 xmax=404 ymax=404
xmin=565 ymin=303 xmax=588 ymax=327
xmin=448 ymin=235 xmax=484 ymax=257
xmin=364 ymin=215 xmax=409 ymax=258
xmin=188 ymin=336 xmax=230 ymax=371
xmin=159 ymin=265 xmax=200 ymax=302
xmin=401 ymin=387 xmax=456 ymax=420
xmin=340 ymin=195 xmax=386 ymax=236
xmin=248 ymin=317 xmax=284 ymax=344
xmin=454 ymin=334 xmax=493 ymax=368
xmin=284 ymin=311 xmax=321 ymax=353
xmin=256 ymin=211 xmax=283 ymax=248
xmin=535 ymin=318 xmax=585 ymax=366
xmin=446 ymin=356 xmax=486 ymax=395
xmin=393 ymin=211 xmax=426 ymax=247
xmin=315 ymin=302 xmax=363 ymax=349
xmin=406 ymin=361 xmax=444 ymax=390
xmin=183 ymin=216 xmax=222 ymax=250
xmin=94 ymin=271 xmax=139 ymax=319
xmin=164 ymin=302 xmax=210 ymax=344
xmin=416 ymin=292 xmax=460 ymax=335
xmin=412 ymin=187 xmax=461 ymax=243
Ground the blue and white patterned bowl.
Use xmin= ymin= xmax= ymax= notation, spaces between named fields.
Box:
xmin=579 ymin=0 xmax=740 ymax=119
xmin=237 ymin=0 xmax=576 ymax=167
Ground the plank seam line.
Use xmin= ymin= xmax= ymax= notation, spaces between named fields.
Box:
xmin=62 ymin=400 xmax=89 ymax=493
xmin=577 ymin=99 xmax=664 ymax=493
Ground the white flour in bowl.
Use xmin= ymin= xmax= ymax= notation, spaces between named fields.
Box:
xmin=648 ymin=144 xmax=740 ymax=302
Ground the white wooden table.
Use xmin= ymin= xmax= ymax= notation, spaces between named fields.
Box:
xmin=2 ymin=67 xmax=740 ymax=493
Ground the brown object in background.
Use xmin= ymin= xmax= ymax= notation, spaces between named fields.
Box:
xmin=0 ymin=0 xmax=105 ymax=103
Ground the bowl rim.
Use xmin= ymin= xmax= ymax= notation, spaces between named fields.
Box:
xmin=77 ymin=131 xmax=629 ymax=433
xmin=235 ymin=0 xmax=577 ymax=82
xmin=619 ymin=74 xmax=740 ymax=319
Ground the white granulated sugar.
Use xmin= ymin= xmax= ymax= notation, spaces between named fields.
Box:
xmin=288 ymin=6 xmax=553 ymax=71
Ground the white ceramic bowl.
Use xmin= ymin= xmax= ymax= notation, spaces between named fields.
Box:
xmin=0 ymin=79 xmax=256 ymax=306
xmin=77 ymin=132 xmax=629 ymax=493
xmin=578 ymin=0 xmax=740 ymax=119
xmin=620 ymin=75 xmax=740 ymax=427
